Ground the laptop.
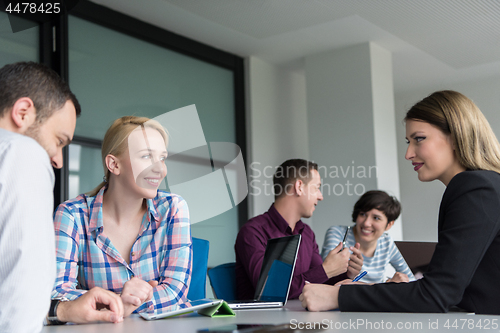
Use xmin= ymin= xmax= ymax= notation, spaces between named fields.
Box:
xmin=227 ymin=234 xmax=301 ymax=310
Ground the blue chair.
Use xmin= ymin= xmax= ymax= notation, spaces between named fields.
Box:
xmin=208 ymin=262 xmax=236 ymax=300
xmin=187 ymin=237 xmax=209 ymax=300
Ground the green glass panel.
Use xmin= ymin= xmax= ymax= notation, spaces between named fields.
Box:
xmin=68 ymin=15 xmax=238 ymax=269
xmin=0 ymin=11 xmax=38 ymax=66
xmin=68 ymin=16 xmax=235 ymax=144
xmin=68 ymin=144 xmax=103 ymax=198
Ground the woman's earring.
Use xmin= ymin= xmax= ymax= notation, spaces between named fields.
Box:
xmin=103 ymin=175 xmax=107 ymax=182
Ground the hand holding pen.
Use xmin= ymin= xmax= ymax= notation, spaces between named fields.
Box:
xmin=346 ymin=243 xmax=363 ymax=279
xmin=322 ymin=242 xmax=350 ymax=278
xmin=341 ymin=226 xmax=350 ymax=250
xmin=352 ymin=271 xmax=367 ymax=282
xmin=333 ymin=271 xmax=369 ymax=287
xmin=340 ymin=227 xmax=364 ymax=279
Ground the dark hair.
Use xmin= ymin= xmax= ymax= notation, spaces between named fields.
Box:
xmin=351 ymin=190 xmax=401 ymax=223
xmin=0 ymin=61 xmax=81 ymax=124
xmin=273 ymin=159 xmax=319 ymax=199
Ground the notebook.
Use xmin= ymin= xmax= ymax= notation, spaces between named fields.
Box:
xmin=227 ymin=234 xmax=301 ymax=310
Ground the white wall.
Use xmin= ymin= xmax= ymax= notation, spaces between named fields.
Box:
xmin=305 ymin=43 xmax=402 ymax=249
xmin=245 ymin=57 xmax=309 ymax=218
xmin=245 ymin=54 xmax=500 ymax=246
xmin=305 ymin=44 xmax=378 ymax=249
xmin=370 ymin=43 xmax=402 ymax=240
xmin=395 ymin=77 xmax=500 ymax=241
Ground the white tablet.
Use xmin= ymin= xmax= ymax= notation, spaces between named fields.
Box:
xmin=139 ymin=299 xmax=224 ymax=320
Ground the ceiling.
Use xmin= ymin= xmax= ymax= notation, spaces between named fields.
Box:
xmin=89 ymin=0 xmax=500 ymax=93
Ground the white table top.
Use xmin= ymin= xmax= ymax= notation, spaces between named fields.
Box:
xmin=41 ymin=300 xmax=500 ymax=333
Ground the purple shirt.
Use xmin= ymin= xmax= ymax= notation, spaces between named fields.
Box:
xmin=235 ymin=204 xmax=346 ymax=300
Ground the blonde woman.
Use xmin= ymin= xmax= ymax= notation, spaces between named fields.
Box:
xmin=300 ymin=90 xmax=500 ymax=315
xmin=52 ymin=116 xmax=191 ymax=316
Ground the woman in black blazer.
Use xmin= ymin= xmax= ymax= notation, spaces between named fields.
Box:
xmin=300 ymin=90 xmax=500 ymax=314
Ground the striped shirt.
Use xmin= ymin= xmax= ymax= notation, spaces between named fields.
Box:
xmin=52 ymin=185 xmax=192 ymax=313
xmin=321 ymin=225 xmax=415 ymax=283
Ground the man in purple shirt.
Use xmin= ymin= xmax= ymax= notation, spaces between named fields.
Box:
xmin=235 ymin=159 xmax=363 ymax=300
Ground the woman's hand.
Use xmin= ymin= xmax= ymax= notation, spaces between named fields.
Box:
xmin=334 ymin=279 xmax=371 ymax=286
xmin=299 ymin=283 xmax=340 ymax=312
xmin=386 ymin=272 xmax=409 ymax=283
xmin=346 ymin=243 xmax=363 ymax=279
xmin=120 ymin=277 xmax=158 ymax=316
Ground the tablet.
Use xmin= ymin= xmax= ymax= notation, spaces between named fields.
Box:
xmin=139 ymin=299 xmax=224 ymax=320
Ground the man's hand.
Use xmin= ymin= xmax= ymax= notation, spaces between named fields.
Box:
xmin=56 ymin=287 xmax=124 ymax=324
xmin=346 ymin=243 xmax=363 ymax=279
xmin=386 ymin=272 xmax=409 ymax=283
xmin=322 ymin=242 xmax=349 ymax=278
xmin=299 ymin=283 xmax=339 ymax=312
xmin=121 ymin=277 xmax=157 ymax=317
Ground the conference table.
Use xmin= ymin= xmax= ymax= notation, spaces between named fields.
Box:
xmin=42 ymin=300 xmax=499 ymax=332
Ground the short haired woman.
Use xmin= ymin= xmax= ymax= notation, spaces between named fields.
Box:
xmin=321 ymin=190 xmax=413 ymax=283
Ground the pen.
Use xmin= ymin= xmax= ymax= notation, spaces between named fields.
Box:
xmin=341 ymin=226 xmax=350 ymax=250
xmin=352 ymin=271 xmax=367 ymax=282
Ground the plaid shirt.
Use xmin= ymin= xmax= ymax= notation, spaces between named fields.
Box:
xmin=51 ymin=185 xmax=192 ymax=313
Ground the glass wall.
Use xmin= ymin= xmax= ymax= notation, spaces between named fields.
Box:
xmin=0 ymin=5 xmax=245 ymax=283
xmin=68 ymin=16 xmax=239 ymax=268
xmin=68 ymin=143 xmax=103 ymax=199
xmin=0 ymin=11 xmax=38 ymax=66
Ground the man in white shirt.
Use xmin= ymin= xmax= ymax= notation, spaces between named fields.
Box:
xmin=0 ymin=62 xmax=124 ymax=333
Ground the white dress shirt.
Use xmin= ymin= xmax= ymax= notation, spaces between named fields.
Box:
xmin=0 ymin=129 xmax=55 ymax=333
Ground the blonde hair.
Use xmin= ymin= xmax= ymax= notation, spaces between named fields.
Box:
xmin=86 ymin=116 xmax=168 ymax=197
xmin=405 ymin=90 xmax=500 ymax=174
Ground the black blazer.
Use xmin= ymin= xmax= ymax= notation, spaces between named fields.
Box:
xmin=339 ymin=170 xmax=500 ymax=314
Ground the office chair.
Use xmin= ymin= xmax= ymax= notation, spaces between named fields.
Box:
xmin=187 ymin=237 xmax=209 ymax=300
xmin=208 ymin=262 xmax=236 ymax=300
xmin=394 ymin=241 xmax=437 ymax=275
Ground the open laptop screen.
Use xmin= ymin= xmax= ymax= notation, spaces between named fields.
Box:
xmin=254 ymin=234 xmax=301 ymax=302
